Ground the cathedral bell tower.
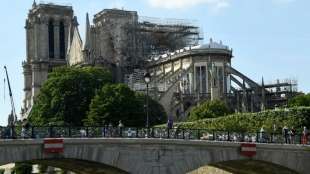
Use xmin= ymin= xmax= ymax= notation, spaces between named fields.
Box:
xmin=22 ymin=2 xmax=74 ymax=118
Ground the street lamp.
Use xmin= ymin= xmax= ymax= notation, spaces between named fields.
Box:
xmin=144 ymin=72 xmax=151 ymax=131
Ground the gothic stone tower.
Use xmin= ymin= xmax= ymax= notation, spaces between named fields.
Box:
xmin=22 ymin=2 xmax=74 ymax=117
xmin=91 ymin=9 xmax=139 ymax=82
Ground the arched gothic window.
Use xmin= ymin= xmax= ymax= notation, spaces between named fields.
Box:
xmin=48 ymin=19 xmax=54 ymax=58
xmin=59 ymin=21 xmax=65 ymax=59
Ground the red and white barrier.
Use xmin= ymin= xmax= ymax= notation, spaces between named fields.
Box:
xmin=240 ymin=143 xmax=256 ymax=157
xmin=43 ymin=139 xmax=64 ymax=153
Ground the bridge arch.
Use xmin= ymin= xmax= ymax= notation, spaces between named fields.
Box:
xmin=26 ymin=158 xmax=128 ymax=174
xmin=188 ymin=159 xmax=299 ymax=174
xmin=0 ymin=138 xmax=309 ymax=174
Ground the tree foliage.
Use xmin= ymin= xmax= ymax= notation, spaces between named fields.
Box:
xmin=188 ymin=100 xmax=230 ymax=121
xmin=37 ymin=164 xmax=48 ymax=174
xmin=289 ymin=93 xmax=310 ymax=107
xmin=136 ymin=93 xmax=167 ymax=126
xmin=84 ymin=84 xmax=167 ymax=127
xmin=12 ymin=163 xmax=32 ymax=174
xmin=28 ymin=66 xmax=112 ymax=126
xmin=60 ymin=169 xmax=69 ymax=174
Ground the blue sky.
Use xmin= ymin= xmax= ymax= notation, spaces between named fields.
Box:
xmin=0 ymin=0 xmax=309 ymax=126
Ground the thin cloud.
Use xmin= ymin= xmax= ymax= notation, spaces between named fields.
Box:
xmin=272 ymin=0 xmax=296 ymax=4
xmin=148 ymin=0 xmax=230 ymax=10
xmin=108 ymin=0 xmax=127 ymax=9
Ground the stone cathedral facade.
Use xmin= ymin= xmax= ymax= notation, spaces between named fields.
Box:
xmin=21 ymin=2 xmax=201 ymax=117
xmin=22 ymin=3 xmax=74 ymax=117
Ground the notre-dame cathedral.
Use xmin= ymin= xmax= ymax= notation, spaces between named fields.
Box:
xmin=22 ymin=1 xmax=297 ymax=120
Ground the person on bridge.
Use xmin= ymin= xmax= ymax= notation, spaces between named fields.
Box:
xmin=108 ymin=123 xmax=113 ymax=137
xmin=282 ymin=126 xmax=289 ymax=144
xmin=118 ymin=120 xmax=124 ymax=137
xmin=167 ymin=117 xmax=173 ymax=129
xmin=272 ymin=124 xmax=277 ymax=143
xmin=101 ymin=124 xmax=106 ymax=137
xmin=0 ymin=127 xmax=2 ymax=139
xmin=127 ymin=128 xmax=133 ymax=138
xmin=290 ymin=127 xmax=296 ymax=144
xmin=21 ymin=119 xmax=31 ymax=139
xmin=259 ymin=127 xmax=265 ymax=143
xmin=302 ymin=126 xmax=308 ymax=145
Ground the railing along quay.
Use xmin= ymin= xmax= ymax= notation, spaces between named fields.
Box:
xmin=0 ymin=126 xmax=309 ymax=145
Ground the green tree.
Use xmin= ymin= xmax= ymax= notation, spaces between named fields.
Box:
xmin=0 ymin=169 xmax=4 ymax=174
xmin=85 ymin=84 xmax=166 ymax=127
xmin=60 ymin=169 xmax=69 ymax=174
xmin=28 ymin=66 xmax=112 ymax=126
xmin=188 ymin=100 xmax=230 ymax=121
xmin=289 ymin=93 xmax=310 ymax=107
xmin=136 ymin=93 xmax=167 ymax=126
xmin=12 ymin=163 xmax=32 ymax=174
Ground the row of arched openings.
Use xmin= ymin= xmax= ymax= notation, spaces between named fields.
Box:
xmin=48 ymin=19 xmax=66 ymax=59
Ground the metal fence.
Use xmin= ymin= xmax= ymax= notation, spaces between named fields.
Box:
xmin=0 ymin=126 xmax=308 ymax=145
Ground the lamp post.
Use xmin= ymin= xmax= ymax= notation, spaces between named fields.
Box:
xmin=144 ymin=72 xmax=151 ymax=132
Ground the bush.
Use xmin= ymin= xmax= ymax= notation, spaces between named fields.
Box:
xmin=38 ymin=164 xmax=47 ymax=174
xmin=172 ymin=107 xmax=310 ymax=133
xmin=289 ymin=93 xmax=310 ymax=107
xmin=12 ymin=163 xmax=32 ymax=174
xmin=188 ymin=100 xmax=230 ymax=121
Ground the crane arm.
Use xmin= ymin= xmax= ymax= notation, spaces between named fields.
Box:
xmin=4 ymin=66 xmax=17 ymax=126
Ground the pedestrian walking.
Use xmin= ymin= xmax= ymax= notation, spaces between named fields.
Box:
xmin=21 ymin=127 xmax=26 ymax=139
xmin=290 ymin=127 xmax=296 ymax=144
xmin=108 ymin=123 xmax=113 ymax=137
xmin=118 ymin=120 xmax=124 ymax=137
xmin=167 ymin=117 xmax=173 ymax=129
xmin=101 ymin=125 xmax=106 ymax=137
xmin=259 ymin=127 xmax=265 ymax=143
xmin=80 ymin=129 xmax=86 ymax=137
xmin=272 ymin=124 xmax=277 ymax=143
xmin=127 ymin=128 xmax=133 ymax=138
xmin=302 ymin=126 xmax=308 ymax=145
xmin=21 ymin=119 xmax=28 ymax=138
xmin=282 ymin=126 xmax=289 ymax=144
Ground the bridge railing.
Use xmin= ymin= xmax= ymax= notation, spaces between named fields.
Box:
xmin=0 ymin=126 xmax=308 ymax=145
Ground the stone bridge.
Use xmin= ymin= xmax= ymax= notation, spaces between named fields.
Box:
xmin=0 ymin=138 xmax=309 ymax=174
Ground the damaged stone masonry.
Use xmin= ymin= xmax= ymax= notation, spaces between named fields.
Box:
xmin=21 ymin=2 xmax=298 ymax=121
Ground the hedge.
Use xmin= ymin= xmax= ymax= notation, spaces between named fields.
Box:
xmin=158 ymin=107 xmax=310 ymax=133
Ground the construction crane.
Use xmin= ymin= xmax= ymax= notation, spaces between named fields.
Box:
xmin=4 ymin=66 xmax=17 ymax=127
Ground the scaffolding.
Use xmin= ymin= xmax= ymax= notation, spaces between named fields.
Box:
xmin=136 ymin=16 xmax=203 ymax=58
xmin=231 ymin=78 xmax=298 ymax=111
xmin=265 ymin=78 xmax=298 ymax=93
xmin=124 ymin=69 xmax=146 ymax=91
